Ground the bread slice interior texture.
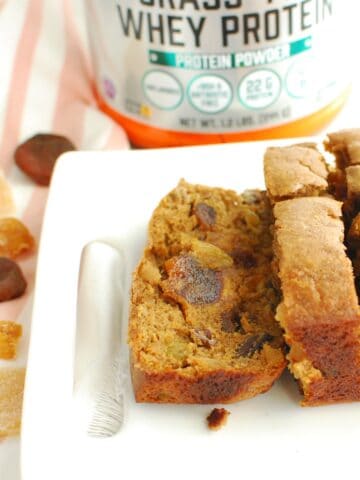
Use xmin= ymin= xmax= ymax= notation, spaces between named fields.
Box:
xmin=129 ymin=180 xmax=286 ymax=403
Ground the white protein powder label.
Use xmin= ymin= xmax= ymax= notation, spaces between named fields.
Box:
xmin=87 ymin=0 xmax=349 ymax=133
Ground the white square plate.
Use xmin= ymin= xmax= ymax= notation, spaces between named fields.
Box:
xmin=21 ymin=141 xmax=360 ymax=480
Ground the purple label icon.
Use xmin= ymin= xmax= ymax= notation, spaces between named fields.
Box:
xmin=103 ymin=77 xmax=116 ymax=100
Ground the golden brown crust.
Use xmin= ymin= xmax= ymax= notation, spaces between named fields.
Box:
xmin=273 ymin=197 xmax=360 ymax=405
xmin=131 ymin=353 xmax=284 ymax=404
xmin=264 ymin=146 xmax=328 ymax=202
xmin=299 ymin=373 xmax=360 ymax=406
xmin=129 ymin=181 xmax=286 ymax=404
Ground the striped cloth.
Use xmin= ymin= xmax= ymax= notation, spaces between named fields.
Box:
xmin=0 ymin=1 xmax=128 ymax=477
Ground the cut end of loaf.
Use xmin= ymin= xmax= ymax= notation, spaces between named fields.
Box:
xmin=266 ymin=139 xmax=360 ymax=406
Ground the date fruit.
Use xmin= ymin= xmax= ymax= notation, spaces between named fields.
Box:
xmin=163 ymin=254 xmax=223 ymax=305
xmin=15 ymin=133 xmax=76 ymax=186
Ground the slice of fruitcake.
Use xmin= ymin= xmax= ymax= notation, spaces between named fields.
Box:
xmin=128 ymin=180 xmax=286 ymax=403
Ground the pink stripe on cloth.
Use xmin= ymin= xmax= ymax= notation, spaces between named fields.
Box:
xmin=104 ymin=123 xmax=130 ymax=150
xmin=20 ymin=187 xmax=48 ymax=241
xmin=0 ymin=0 xmax=43 ymax=174
xmin=52 ymin=0 xmax=94 ymax=147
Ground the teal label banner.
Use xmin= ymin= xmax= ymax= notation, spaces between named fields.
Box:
xmin=149 ymin=36 xmax=312 ymax=71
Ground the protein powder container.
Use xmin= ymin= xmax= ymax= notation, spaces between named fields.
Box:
xmin=86 ymin=1 xmax=350 ymax=147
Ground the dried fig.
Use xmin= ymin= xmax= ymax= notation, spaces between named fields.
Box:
xmin=0 ymin=258 xmax=27 ymax=302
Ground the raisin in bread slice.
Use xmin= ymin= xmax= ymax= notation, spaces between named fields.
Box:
xmin=128 ymin=180 xmax=286 ymax=403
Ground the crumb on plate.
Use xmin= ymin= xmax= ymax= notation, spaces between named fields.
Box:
xmin=206 ymin=407 xmax=230 ymax=431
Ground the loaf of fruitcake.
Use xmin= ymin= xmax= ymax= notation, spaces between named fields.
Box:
xmin=128 ymin=180 xmax=286 ymax=403
xmin=273 ymin=197 xmax=360 ymax=405
xmin=264 ymin=137 xmax=360 ymax=406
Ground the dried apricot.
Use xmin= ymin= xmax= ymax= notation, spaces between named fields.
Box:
xmin=189 ymin=238 xmax=233 ymax=269
xmin=0 ymin=321 xmax=22 ymax=359
xmin=0 ymin=218 xmax=35 ymax=259
xmin=0 ymin=258 xmax=27 ymax=302
xmin=15 ymin=133 xmax=76 ymax=186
